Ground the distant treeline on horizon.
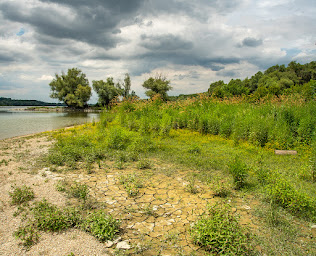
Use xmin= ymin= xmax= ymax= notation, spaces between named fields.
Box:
xmin=0 ymin=97 xmax=65 ymax=107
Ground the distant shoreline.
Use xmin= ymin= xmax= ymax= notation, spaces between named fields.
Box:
xmin=3 ymin=106 xmax=103 ymax=113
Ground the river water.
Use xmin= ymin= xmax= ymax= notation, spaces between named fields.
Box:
xmin=0 ymin=106 xmax=100 ymax=140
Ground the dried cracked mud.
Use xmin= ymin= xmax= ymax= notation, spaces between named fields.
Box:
xmin=0 ymin=134 xmax=257 ymax=255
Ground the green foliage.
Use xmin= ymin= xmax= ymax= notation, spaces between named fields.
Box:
xmin=9 ymin=185 xmax=35 ymax=205
xmin=190 ymin=203 xmax=250 ymax=255
xmin=265 ymin=173 xmax=316 ymax=220
xmin=137 ymin=159 xmax=152 ymax=169
xmin=92 ymin=77 xmax=123 ymax=107
xmin=122 ymin=73 xmax=131 ymax=98
xmin=310 ymin=139 xmax=316 ymax=182
xmin=185 ymin=173 xmax=199 ymax=194
xmin=49 ymin=68 xmax=91 ymax=108
xmin=142 ymin=74 xmax=172 ymax=100
xmin=32 ymin=200 xmax=82 ymax=232
xmin=83 ymin=210 xmax=120 ymax=242
xmin=208 ymin=61 xmax=316 ymax=99
xmin=14 ymin=223 xmax=39 ymax=249
xmin=119 ymin=173 xmax=143 ymax=197
xmin=228 ymin=157 xmax=249 ymax=189
xmin=212 ymin=178 xmax=232 ymax=197
xmin=107 ymin=127 xmax=131 ymax=150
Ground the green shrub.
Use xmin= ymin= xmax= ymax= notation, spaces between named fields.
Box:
xmin=107 ymin=127 xmax=131 ymax=150
xmin=188 ymin=144 xmax=201 ymax=154
xmin=14 ymin=223 xmax=39 ymax=249
xmin=190 ymin=203 xmax=250 ymax=255
xmin=137 ymin=159 xmax=152 ymax=169
xmin=265 ymin=174 xmax=316 ymax=220
xmin=119 ymin=173 xmax=143 ymax=197
xmin=228 ymin=157 xmax=249 ymax=189
xmin=9 ymin=185 xmax=35 ymax=205
xmin=32 ymin=200 xmax=81 ymax=231
xmin=83 ymin=210 xmax=120 ymax=242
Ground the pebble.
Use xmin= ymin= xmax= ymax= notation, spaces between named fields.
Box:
xmin=116 ymin=241 xmax=131 ymax=250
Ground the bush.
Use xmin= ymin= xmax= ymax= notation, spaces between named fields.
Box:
xmin=119 ymin=173 xmax=143 ymax=197
xmin=265 ymin=174 xmax=316 ymax=220
xmin=228 ymin=157 xmax=249 ymax=189
xmin=32 ymin=200 xmax=81 ymax=232
xmin=83 ymin=210 xmax=120 ymax=242
xmin=14 ymin=223 xmax=39 ymax=249
xmin=190 ymin=203 xmax=250 ymax=255
xmin=9 ymin=185 xmax=35 ymax=205
xmin=107 ymin=127 xmax=131 ymax=150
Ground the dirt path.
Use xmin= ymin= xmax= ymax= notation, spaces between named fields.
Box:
xmin=0 ymin=134 xmax=256 ymax=255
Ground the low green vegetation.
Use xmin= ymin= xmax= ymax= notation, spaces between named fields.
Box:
xmin=9 ymin=185 xmax=35 ymax=205
xmin=190 ymin=202 xmax=251 ymax=255
xmin=11 ymin=188 xmax=120 ymax=249
xmin=83 ymin=210 xmax=121 ymax=242
xmin=43 ymin=73 xmax=315 ymax=254
xmin=119 ymin=173 xmax=143 ymax=197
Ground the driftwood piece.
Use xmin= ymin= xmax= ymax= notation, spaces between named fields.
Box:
xmin=275 ymin=150 xmax=297 ymax=155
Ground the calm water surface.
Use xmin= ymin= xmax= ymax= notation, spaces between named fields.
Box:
xmin=0 ymin=106 xmax=100 ymax=140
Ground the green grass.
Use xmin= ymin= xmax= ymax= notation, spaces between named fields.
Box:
xmin=43 ymin=97 xmax=316 ymax=255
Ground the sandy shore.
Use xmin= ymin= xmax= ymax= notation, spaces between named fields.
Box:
xmin=0 ymin=133 xmax=109 ymax=256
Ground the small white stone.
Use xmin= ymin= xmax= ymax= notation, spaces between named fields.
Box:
xmin=116 ymin=241 xmax=131 ymax=250
xmin=241 ymin=205 xmax=251 ymax=210
xmin=113 ymin=236 xmax=122 ymax=244
xmin=104 ymin=241 xmax=114 ymax=248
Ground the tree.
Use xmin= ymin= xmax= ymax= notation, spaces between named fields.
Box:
xmin=208 ymin=80 xmax=225 ymax=95
xmin=142 ymin=75 xmax=172 ymax=100
xmin=49 ymin=68 xmax=91 ymax=108
xmin=122 ymin=73 xmax=131 ymax=98
xmin=92 ymin=77 xmax=123 ymax=107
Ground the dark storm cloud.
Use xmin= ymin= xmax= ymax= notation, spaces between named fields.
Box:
xmin=142 ymin=0 xmax=241 ymax=18
xmin=177 ymin=71 xmax=200 ymax=80
xmin=239 ymin=37 xmax=263 ymax=48
xmin=217 ymin=69 xmax=238 ymax=77
xmin=0 ymin=53 xmax=15 ymax=63
xmin=0 ymin=0 xmax=144 ymax=48
xmin=141 ymin=34 xmax=193 ymax=51
xmin=0 ymin=50 xmax=32 ymax=63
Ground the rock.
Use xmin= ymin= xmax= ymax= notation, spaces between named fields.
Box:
xmin=167 ymin=219 xmax=175 ymax=225
xmin=275 ymin=150 xmax=297 ymax=155
xmin=113 ymin=236 xmax=122 ymax=244
xmin=104 ymin=241 xmax=114 ymax=248
xmin=116 ymin=241 xmax=131 ymax=250
xmin=241 ymin=205 xmax=251 ymax=210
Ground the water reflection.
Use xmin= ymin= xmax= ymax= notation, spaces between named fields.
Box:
xmin=0 ymin=106 xmax=100 ymax=140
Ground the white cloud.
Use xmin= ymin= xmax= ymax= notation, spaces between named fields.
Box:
xmin=0 ymin=0 xmax=315 ymax=101
xmin=38 ymin=75 xmax=53 ymax=81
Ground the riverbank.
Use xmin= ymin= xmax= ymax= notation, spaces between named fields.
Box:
xmin=24 ymin=107 xmax=103 ymax=113
xmin=1 ymin=120 xmax=315 ymax=255
xmin=0 ymin=131 xmax=209 ymax=255
xmin=0 ymin=133 xmax=110 ymax=255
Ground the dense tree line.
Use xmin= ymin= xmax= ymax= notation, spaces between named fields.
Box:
xmin=49 ymin=69 xmax=172 ymax=108
xmin=0 ymin=97 xmax=64 ymax=106
xmin=208 ymin=61 xmax=316 ymax=100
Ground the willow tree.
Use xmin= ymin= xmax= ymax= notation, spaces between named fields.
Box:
xmin=142 ymin=75 xmax=172 ymax=100
xmin=49 ymin=68 xmax=91 ymax=108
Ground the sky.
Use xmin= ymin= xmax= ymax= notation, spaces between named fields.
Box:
xmin=0 ymin=0 xmax=315 ymax=102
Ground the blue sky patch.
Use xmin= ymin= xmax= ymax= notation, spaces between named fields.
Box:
xmin=16 ymin=28 xmax=25 ymax=36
